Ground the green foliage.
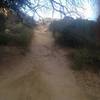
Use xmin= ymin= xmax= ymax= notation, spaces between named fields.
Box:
xmin=49 ymin=20 xmax=66 ymax=34
xmin=72 ymin=48 xmax=100 ymax=70
xmin=0 ymin=33 xmax=12 ymax=45
xmin=49 ymin=18 xmax=96 ymax=48
xmin=12 ymin=24 xmax=33 ymax=48
xmin=0 ymin=22 xmax=33 ymax=49
xmin=50 ymin=18 xmax=100 ymax=71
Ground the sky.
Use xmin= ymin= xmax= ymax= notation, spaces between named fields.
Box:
xmin=26 ymin=0 xmax=98 ymax=21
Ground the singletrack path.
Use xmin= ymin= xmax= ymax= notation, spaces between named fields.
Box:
xmin=0 ymin=25 xmax=89 ymax=100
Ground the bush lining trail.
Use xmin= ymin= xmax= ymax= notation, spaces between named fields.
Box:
xmin=0 ymin=25 xmax=89 ymax=100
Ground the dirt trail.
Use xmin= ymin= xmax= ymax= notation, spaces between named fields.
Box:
xmin=0 ymin=25 xmax=89 ymax=100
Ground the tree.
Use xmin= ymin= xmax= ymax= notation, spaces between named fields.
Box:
xmin=0 ymin=0 xmax=27 ymax=12
xmin=0 ymin=0 xmax=44 ymax=19
xmin=0 ymin=0 xmax=98 ymax=20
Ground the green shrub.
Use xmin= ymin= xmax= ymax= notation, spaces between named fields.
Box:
xmin=49 ymin=20 xmax=67 ymax=34
xmin=10 ymin=24 xmax=33 ymax=48
xmin=14 ymin=26 xmax=33 ymax=48
xmin=72 ymin=48 xmax=100 ymax=70
xmin=0 ymin=33 xmax=12 ymax=45
xmin=49 ymin=18 xmax=96 ymax=48
xmin=0 ymin=22 xmax=33 ymax=49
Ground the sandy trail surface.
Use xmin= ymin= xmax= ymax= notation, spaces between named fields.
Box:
xmin=0 ymin=25 xmax=89 ymax=100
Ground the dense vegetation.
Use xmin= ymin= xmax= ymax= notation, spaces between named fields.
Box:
xmin=49 ymin=17 xmax=100 ymax=71
xmin=0 ymin=13 xmax=35 ymax=51
xmin=0 ymin=0 xmax=37 ymax=55
xmin=49 ymin=18 xmax=96 ymax=47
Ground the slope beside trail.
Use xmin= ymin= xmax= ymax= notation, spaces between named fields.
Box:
xmin=0 ymin=25 xmax=89 ymax=100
